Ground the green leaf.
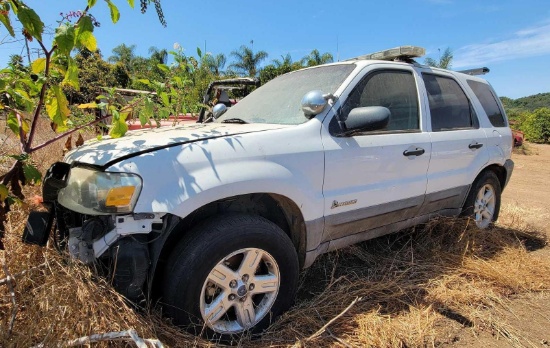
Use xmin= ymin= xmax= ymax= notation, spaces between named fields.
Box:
xmin=106 ymin=0 xmax=120 ymax=23
xmin=88 ymin=0 xmax=98 ymax=8
xmin=54 ymin=23 xmax=75 ymax=55
xmin=75 ymin=16 xmax=97 ymax=51
xmin=157 ymin=64 xmax=169 ymax=73
xmin=23 ymin=163 xmax=42 ymax=185
xmin=78 ymin=102 xmax=98 ymax=109
xmin=0 ymin=184 xmax=8 ymax=201
xmin=160 ymin=92 xmax=170 ymax=107
xmin=7 ymin=111 xmax=19 ymax=136
xmin=109 ymin=110 xmax=127 ymax=138
xmin=78 ymin=15 xmax=94 ymax=33
xmin=144 ymin=97 xmax=154 ymax=118
xmin=137 ymin=79 xmax=150 ymax=85
xmin=0 ymin=3 xmax=15 ymax=37
xmin=158 ymin=109 xmax=170 ymax=120
xmin=45 ymin=85 xmax=70 ymax=131
xmin=63 ymin=58 xmax=79 ymax=90
xmin=80 ymin=31 xmax=97 ymax=51
xmin=127 ymin=0 xmax=135 ymax=8
xmin=31 ymin=57 xmax=46 ymax=74
xmin=196 ymin=47 xmax=202 ymax=58
xmin=17 ymin=6 xmax=44 ymax=42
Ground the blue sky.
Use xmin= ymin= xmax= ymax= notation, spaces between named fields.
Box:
xmin=1 ymin=0 xmax=550 ymax=98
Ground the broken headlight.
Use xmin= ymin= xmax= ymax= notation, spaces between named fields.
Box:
xmin=58 ymin=166 xmax=142 ymax=215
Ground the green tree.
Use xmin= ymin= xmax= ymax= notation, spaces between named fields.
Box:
xmin=259 ymin=53 xmax=302 ymax=84
xmin=202 ymin=53 xmax=227 ymax=76
xmin=424 ymin=47 xmax=453 ymax=69
xmin=228 ymin=45 xmax=268 ymax=77
xmin=301 ymin=49 xmax=333 ymax=67
xmin=521 ymin=108 xmax=550 ymax=143
xmin=108 ymin=43 xmax=137 ymax=75
xmin=64 ymin=48 xmax=119 ymax=104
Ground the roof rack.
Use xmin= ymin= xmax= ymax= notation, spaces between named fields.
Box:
xmin=346 ymin=46 xmax=426 ymax=62
xmin=457 ymin=67 xmax=490 ymax=76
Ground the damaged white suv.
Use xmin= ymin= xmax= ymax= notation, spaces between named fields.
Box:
xmin=24 ymin=46 xmax=514 ymax=338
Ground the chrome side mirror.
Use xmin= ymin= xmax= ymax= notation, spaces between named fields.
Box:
xmin=212 ymin=103 xmax=228 ymax=119
xmin=301 ymin=90 xmax=328 ymax=118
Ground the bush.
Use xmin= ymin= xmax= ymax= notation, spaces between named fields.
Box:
xmin=521 ymin=107 xmax=550 ymax=143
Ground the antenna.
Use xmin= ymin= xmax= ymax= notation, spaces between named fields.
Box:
xmin=337 ymin=35 xmax=339 ymax=62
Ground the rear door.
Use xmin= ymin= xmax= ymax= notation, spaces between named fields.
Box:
xmin=419 ymin=71 xmax=489 ymax=215
xmin=321 ymin=65 xmax=431 ymax=241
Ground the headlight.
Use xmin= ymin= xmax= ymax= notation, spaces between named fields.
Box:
xmin=58 ymin=167 xmax=142 ymax=215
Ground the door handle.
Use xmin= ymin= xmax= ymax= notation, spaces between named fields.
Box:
xmin=403 ymin=147 xmax=425 ymax=157
xmin=468 ymin=142 xmax=483 ymax=149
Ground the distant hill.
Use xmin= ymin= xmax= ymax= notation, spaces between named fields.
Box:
xmin=501 ymin=93 xmax=550 ymax=116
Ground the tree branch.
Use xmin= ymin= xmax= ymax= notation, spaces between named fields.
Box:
xmin=29 ymin=113 xmax=111 ymax=153
xmin=24 ymin=44 xmax=53 ymax=153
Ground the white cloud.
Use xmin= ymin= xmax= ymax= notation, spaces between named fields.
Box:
xmin=453 ymin=22 xmax=550 ymax=68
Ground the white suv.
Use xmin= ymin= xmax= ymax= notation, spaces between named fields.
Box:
xmin=24 ymin=46 xmax=514 ymax=339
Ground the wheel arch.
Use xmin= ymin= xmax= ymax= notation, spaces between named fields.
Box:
xmin=148 ymin=192 xmax=307 ymax=299
xmin=480 ymin=163 xmax=507 ymax=191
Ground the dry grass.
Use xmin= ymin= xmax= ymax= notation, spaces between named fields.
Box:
xmin=1 ymin=122 xmax=550 ymax=347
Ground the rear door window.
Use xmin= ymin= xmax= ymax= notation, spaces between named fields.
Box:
xmin=422 ymin=74 xmax=478 ymax=131
xmin=467 ymin=80 xmax=506 ymax=127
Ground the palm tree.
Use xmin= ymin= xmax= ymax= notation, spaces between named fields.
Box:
xmin=148 ymin=46 xmax=168 ymax=65
xmin=424 ymin=47 xmax=453 ymax=69
xmin=108 ymin=44 xmax=137 ymax=74
xmin=228 ymin=45 xmax=268 ymax=77
xmin=203 ymin=53 xmax=227 ymax=76
xmin=301 ymin=49 xmax=334 ymax=67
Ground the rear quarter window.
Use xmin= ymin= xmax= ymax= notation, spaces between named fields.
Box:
xmin=467 ymin=80 xmax=507 ymax=127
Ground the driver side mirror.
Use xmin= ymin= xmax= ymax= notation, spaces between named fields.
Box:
xmin=212 ymin=103 xmax=228 ymax=119
xmin=343 ymin=106 xmax=390 ymax=134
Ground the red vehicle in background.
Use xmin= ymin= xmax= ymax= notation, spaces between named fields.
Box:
xmin=512 ymin=129 xmax=524 ymax=147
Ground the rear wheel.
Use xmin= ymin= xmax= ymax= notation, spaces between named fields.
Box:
xmin=462 ymin=170 xmax=501 ymax=229
xmin=162 ymin=214 xmax=299 ymax=339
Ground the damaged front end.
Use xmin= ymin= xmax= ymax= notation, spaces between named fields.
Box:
xmin=23 ymin=162 xmax=164 ymax=301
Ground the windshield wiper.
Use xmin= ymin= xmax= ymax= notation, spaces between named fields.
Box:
xmin=221 ymin=118 xmax=248 ymax=124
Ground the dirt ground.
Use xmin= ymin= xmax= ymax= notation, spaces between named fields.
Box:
xmin=502 ymin=143 xmax=550 ymax=233
xmin=442 ymin=143 xmax=550 ymax=347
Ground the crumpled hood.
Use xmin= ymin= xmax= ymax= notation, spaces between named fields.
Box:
xmin=64 ymin=123 xmax=288 ymax=167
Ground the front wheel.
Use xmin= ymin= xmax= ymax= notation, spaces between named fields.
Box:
xmin=462 ymin=170 xmax=502 ymax=229
xmin=162 ymin=214 xmax=299 ymax=339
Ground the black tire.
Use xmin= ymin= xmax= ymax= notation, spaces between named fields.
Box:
xmin=162 ymin=214 xmax=299 ymax=340
xmin=461 ymin=170 xmax=502 ymax=229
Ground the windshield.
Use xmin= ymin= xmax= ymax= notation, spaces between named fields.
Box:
xmin=216 ymin=64 xmax=356 ymax=125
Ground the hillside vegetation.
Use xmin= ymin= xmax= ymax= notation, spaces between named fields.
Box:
xmin=501 ymin=93 xmax=550 ymax=143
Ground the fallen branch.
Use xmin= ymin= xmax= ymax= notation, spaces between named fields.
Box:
xmin=1 ymin=256 xmax=18 ymax=335
xmin=0 ymin=262 xmax=47 ymax=286
xmin=63 ymin=329 xmax=165 ymax=348
xmin=304 ymin=296 xmax=362 ymax=342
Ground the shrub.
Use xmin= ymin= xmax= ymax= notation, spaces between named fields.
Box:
xmin=521 ymin=107 xmax=550 ymax=143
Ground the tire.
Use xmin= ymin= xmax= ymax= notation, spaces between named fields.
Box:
xmin=162 ymin=214 xmax=299 ymax=340
xmin=461 ymin=170 xmax=502 ymax=229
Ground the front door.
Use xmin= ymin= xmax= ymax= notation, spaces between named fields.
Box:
xmin=321 ymin=66 xmax=431 ymax=242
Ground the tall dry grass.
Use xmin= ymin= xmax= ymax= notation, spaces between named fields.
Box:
xmin=1 ymin=120 xmax=549 ymax=347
